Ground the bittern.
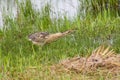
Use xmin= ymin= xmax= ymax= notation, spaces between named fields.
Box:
xmin=28 ymin=29 xmax=76 ymax=46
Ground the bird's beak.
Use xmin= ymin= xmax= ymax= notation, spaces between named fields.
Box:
xmin=28 ymin=38 xmax=32 ymax=41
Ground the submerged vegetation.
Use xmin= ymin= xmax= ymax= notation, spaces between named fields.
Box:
xmin=0 ymin=0 xmax=120 ymax=79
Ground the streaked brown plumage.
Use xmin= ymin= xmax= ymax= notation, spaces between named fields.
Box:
xmin=28 ymin=29 xmax=76 ymax=46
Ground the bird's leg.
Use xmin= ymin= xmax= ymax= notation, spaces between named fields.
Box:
xmin=39 ymin=42 xmax=46 ymax=51
xmin=38 ymin=46 xmax=42 ymax=51
xmin=32 ymin=44 xmax=36 ymax=54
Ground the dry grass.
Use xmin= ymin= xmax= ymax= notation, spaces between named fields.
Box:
xmin=51 ymin=45 xmax=120 ymax=77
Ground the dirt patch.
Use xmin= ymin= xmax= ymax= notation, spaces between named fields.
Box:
xmin=51 ymin=45 xmax=120 ymax=75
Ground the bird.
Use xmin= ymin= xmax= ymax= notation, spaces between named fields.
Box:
xmin=28 ymin=29 xmax=76 ymax=46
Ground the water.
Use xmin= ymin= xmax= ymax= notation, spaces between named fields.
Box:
xmin=0 ymin=0 xmax=80 ymax=29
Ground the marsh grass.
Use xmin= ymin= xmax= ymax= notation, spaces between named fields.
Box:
xmin=0 ymin=0 xmax=120 ymax=79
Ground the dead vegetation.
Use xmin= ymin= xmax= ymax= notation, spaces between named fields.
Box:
xmin=2 ymin=45 xmax=120 ymax=80
xmin=51 ymin=45 xmax=120 ymax=75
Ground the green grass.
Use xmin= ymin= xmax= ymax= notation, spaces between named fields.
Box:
xmin=0 ymin=0 xmax=120 ymax=80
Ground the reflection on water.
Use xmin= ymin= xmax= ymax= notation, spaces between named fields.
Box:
xmin=31 ymin=0 xmax=79 ymax=19
xmin=0 ymin=0 xmax=17 ymax=28
xmin=0 ymin=0 xmax=80 ymax=28
xmin=0 ymin=11 xmax=3 ymax=27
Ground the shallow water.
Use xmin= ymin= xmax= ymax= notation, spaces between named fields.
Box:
xmin=0 ymin=0 xmax=80 ymax=28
